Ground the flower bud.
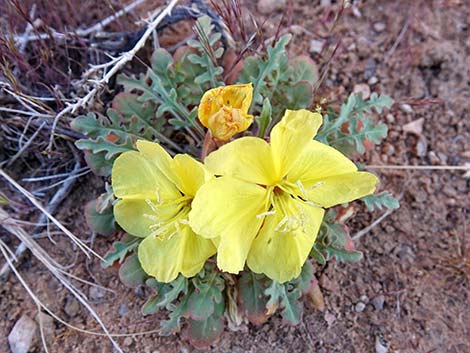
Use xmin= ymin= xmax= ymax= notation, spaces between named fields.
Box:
xmin=198 ymin=83 xmax=253 ymax=140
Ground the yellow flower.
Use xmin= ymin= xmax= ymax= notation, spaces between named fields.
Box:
xmin=198 ymin=83 xmax=254 ymax=140
xmin=189 ymin=110 xmax=379 ymax=283
xmin=112 ymin=140 xmax=216 ymax=283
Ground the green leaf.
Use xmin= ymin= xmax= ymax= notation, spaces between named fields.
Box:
xmin=118 ymin=254 xmax=148 ymax=288
xmin=293 ymin=261 xmax=315 ymax=295
xmin=187 ymin=269 xmax=225 ymax=321
xmin=186 ymin=299 xmax=225 ymax=348
xmin=311 ymin=245 xmax=326 ymax=265
xmin=160 ymin=294 xmax=190 ymax=336
xmin=265 ymin=281 xmax=302 ymax=325
xmin=102 ymin=237 xmax=139 ymax=268
xmin=326 ymin=247 xmax=363 ymax=262
xmin=239 ymin=272 xmax=269 ymax=325
xmin=361 ymin=191 xmax=400 ymax=211
xmin=285 ymin=81 xmax=313 ymax=109
xmin=238 ymin=34 xmax=292 ymax=109
xmin=187 ymin=16 xmax=224 ymax=87
xmin=85 ymin=199 xmax=115 ymax=236
xmin=315 ymin=92 xmax=393 ymax=156
xmin=256 ymin=98 xmax=272 ymax=138
xmin=288 ymin=55 xmax=318 ymax=83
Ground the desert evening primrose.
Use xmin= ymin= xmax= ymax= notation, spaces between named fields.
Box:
xmin=198 ymin=83 xmax=254 ymax=141
xmin=189 ymin=109 xmax=379 ymax=283
xmin=112 ymin=140 xmax=216 ymax=283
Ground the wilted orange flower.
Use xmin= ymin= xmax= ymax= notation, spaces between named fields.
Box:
xmin=198 ymin=83 xmax=253 ymax=140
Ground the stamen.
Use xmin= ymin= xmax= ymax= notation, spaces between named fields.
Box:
xmin=256 ymin=210 xmax=276 ymax=219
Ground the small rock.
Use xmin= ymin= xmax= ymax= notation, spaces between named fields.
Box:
xmin=257 ymin=0 xmax=286 ymax=14
xmin=368 ymin=76 xmax=379 ymax=85
xmin=400 ymin=104 xmax=413 ymax=113
xmin=353 ymin=83 xmax=371 ymax=99
xmin=324 ymin=311 xmax=336 ymax=326
xmin=386 ymin=114 xmax=395 ymax=123
xmin=403 ymin=118 xmax=424 ymax=135
xmin=416 ymin=136 xmax=428 ymax=157
xmin=355 ymin=302 xmax=366 ymax=313
xmin=118 ymin=304 xmax=129 ymax=317
xmin=360 ymin=295 xmax=369 ymax=303
xmin=371 ymin=295 xmax=385 ymax=311
xmin=89 ymin=286 xmax=106 ymax=301
xmin=320 ymin=0 xmax=331 ymax=6
xmin=375 ymin=334 xmax=389 ymax=353
xmin=352 ymin=6 xmax=362 ymax=18
xmin=123 ymin=337 xmax=133 ymax=346
xmin=36 ymin=312 xmax=54 ymax=334
xmin=64 ymin=297 xmax=80 ymax=317
xmin=309 ymin=39 xmax=325 ymax=54
xmin=8 ymin=315 xmax=37 ymax=353
xmin=373 ymin=22 xmax=386 ymax=32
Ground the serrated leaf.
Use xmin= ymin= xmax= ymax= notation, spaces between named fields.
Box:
xmin=239 ymin=272 xmax=269 ymax=325
xmin=326 ymin=247 xmax=363 ymax=262
xmin=311 ymin=246 xmax=326 ymax=265
xmin=102 ymin=238 xmax=139 ymax=268
xmin=293 ymin=261 xmax=315 ymax=295
xmin=361 ymin=192 xmax=400 ymax=211
xmin=118 ymin=254 xmax=148 ymax=288
xmin=315 ymin=92 xmax=393 ymax=156
xmin=85 ymin=199 xmax=115 ymax=236
xmin=187 ymin=271 xmax=224 ymax=320
xmin=265 ymin=281 xmax=302 ymax=325
xmin=160 ymin=294 xmax=190 ymax=336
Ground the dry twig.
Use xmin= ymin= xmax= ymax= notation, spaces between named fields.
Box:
xmin=47 ymin=0 xmax=180 ymax=151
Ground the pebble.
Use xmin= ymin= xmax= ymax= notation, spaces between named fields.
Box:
xmin=371 ymin=295 xmax=385 ymax=311
xmin=386 ymin=114 xmax=395 ymax=123
xmin=257 ymin=0 xmax=286 ymax=14
xmin=353 ymin=83 xmax=371 ymax=99
xmin=403 ymin=118 xmax=424 ymax=135
xmin=368 ymin=76 xmax=379 ymax=85
xmin=320 ymin=0 xmax=331 ymax=6
xmin=400 ymin=104 xmax=413 ymax=113
xmin=64 ymin=297 xmax=80 ymax=317
xmin=309 ymin=39 xmax=325 ymax=54
xmin=118 ymin=303 xmax=129 ymax=317
xmin=352 ymin=6 xmax=362 ymax=18
xmin=8 ymin=315 xmax=37 ymax=353
xmin=123 ymin=337 xmax=133 ymax=346
xmin=375 ymin=335 xmax=389 ymax=353
xmin=89 ymin=286 xmax=106 ymax=301
xmin=355 ymin=302 xmax=366 ymax=313
xmin=373 ymin=22 xmax=386 ymax=32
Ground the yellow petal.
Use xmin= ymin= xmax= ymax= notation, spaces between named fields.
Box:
xmin=306 ymin=172 xmax=379 ymax=208
xmin=138 ymin=224 xmax=216 ymax=283
xmin=205 ymin=136 xmax=276 ymax=185
xmin=287 ymin=140 xmax=357 ymax=186
xmin=189 ymin=177 xmax=269 ymax=274
xmin=114 ymin=199 xmax=157 ymax=238
xmin=206 ymin=107 xmax=253 ymax=140
xmin=270 ymin=109 xmax=323 ymax=179
xmin=220 ymin=83 xmax=253 ymax=112
xmin=172 ymin=154 xmax=211 ymax=197
xmin=247 ymin=195 xmax=324 ymax=283
xmin=136 ymin=140 xmax=181 ymax=191
xmin=112 ymin=151 xmax=160 ymax=200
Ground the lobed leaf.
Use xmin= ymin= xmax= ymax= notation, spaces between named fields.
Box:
xmin=361 ymin=191 xmax=400 ymax=211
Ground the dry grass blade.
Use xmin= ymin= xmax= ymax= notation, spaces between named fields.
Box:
xmin=0 ymin=230 xmax=123 ymax=353
xmin=0 ymin=168 xmax=102 ymax=260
